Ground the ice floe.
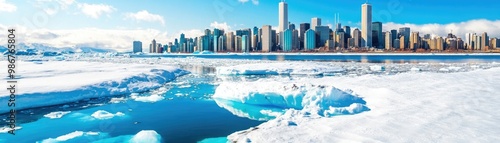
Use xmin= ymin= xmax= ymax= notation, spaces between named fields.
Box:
xmin=90 ymin=110 xmax=125 ymax=120
xmin=43 ymin=111 xmax=71 ymax=119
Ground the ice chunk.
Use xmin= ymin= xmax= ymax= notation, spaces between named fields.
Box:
xmin=217 ymin=62 xmax=344 ymax=76
xmin=131 ymin=94 xmax=165 ymax=103
xmin=39 ymin=131 xmax=102 ymax=142
xmin=44 ymin=111 xmax=71 ymax=119
xmin=91 ymin=110 xmax=125 ymax=120
xmin=0 ymin=126 xmax=21 ymax=134
xmin=130 ymin=130 xmax=162 ymax=143
xmin=369 ymin=65 xmax=385 ymax=71
xmin=410 ymin=67 xmax=421 ymax=72
xmin=213 ymin=81 xmax=369 ymax=117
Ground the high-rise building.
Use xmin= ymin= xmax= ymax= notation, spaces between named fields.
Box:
xmin=289 ymin=23 xmax=295 ymax=30
xmin=272 ymin=30 xmax=277 ymax=51
xmin=399 ymin=27 xmax=410 ymax=49
xmin=410 ymin=32 xmax=420 ymax=50
xmin=315 ymin=26 xmax=330 ymax=47
xmin=226 ymin=32 xmax=235 ymax=51
xmin=218 ymin=36 xmax=226 ymax=52
xmin=235 ymin=36 xmax=242 ymax=52
xmin=311 ymin=17 xmax=321 ymax=31
xmin=279 ymin=1 xmax=288 ymax=33
xmin=335 ymin=31 xmax=345 ymax=49
xmin=242 ymin=35 xmax=249 ymax=52
xmin=262 ymin=25 xmax=272 ymax=52
xmin=353 ymin=28 xmax=361 ymax=48
xmin=436 ymin=36 xmax=444 ymax=51
xmin=465 ymin=33 xmax=473 ymax=50
xmin=482 ymin=32 xmax=489 ymax=51
xmin=213 ymin=35 xmax=219 ymax=53
xmin=491 ymin=38 xmax=499 ymax=48
xmin=292 ymin=29 xmax=299 ymax=50
xmin=343 ymin=26 xmax=351 ymax=38
xmin=385 ymin=31 xmax=392 ymax=50
xmin=133 ymin=41 xmax=142 ymax=53
xmin=361 ymin=3 xmax=372 ymax=48
xmin=372 ymin=22 xmax=383 ymax=48
xmin=390 ymin=29 xmax=397 ymax=48
xmin=393 ymin=39 xmax=400 ymax=49
xmin=179 ymin=33 xmax=185 ymax=52
xmin=299 ymin=23 xmax=310 ymax=50
xmin=304 ymin=29 xmax=316 ymax=50
xmin=399 ymin=36 xmax=405 ymax=50
xmin=149 ymin=39 xmax=157 ymax=53
xmin=282 ymin=29 xmax=293 ymax=52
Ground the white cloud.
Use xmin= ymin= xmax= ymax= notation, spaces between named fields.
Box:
xmin=125 ymin=10 xmax=165 ymax=25
xmin=35 ymin=0 xmax=75 ymax=15
xmin=78 ymin=3 xmax=116 ymax=19
xmin=238 ymin=0 xmax=259 ymax=5
xmin=210 ymin=21 xmax=232 ymax=31
xmin=0 ymin=0 xmax=17 ymax=12
xmin=383 ymin=19 xmax=500 ymax=39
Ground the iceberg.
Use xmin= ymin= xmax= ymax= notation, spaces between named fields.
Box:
xmin=130 ymin=130 xmax=162 ymax=143
xmin=0 ymin=61 xmax=189 ymax=114
xmin=90 ymin=110 xmax=124 ymax=120
xmin=44 ymin=111 xmax=72 ymax=119
xmin=216 ymin=62 xmax=345 ymax=76
xmin=212 ymin=80 xmax=369 ymax=118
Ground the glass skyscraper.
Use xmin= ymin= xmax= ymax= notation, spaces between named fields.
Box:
xmin=304 ymin=29 xmax=316 ymax=50
xmin=282 ymin=29 xmax=292 ymax=52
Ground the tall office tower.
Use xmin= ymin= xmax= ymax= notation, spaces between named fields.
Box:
xmin=235 ymin=36 xmax=242 ymax=52
xmin=398 ymin=27 xmax=410 ymax=49
xmin=393 ymin=39 xmax=400 ymax=49
xmin=179 ymin=33 xmax=185 ymax=52
xmin=447 ymin=38 xmax=457 ymax=50
xmin=390 ymin=29 xmax=397 ymax=48
xmin=213 ymin=35 xmax=219 ymax=53
xmin=262 ymin=25 xmax=272 ymax=52
xmin=282 ymin=29 xmax=293 ymax=52
xmin=251 ymin=35 xmax=257 ymax=51
xmin=289 ymin=23 xmax=296 ymax=30
xmin=423 ymin=34 xmax=431 ymax=39
xmin=271 ymin=30 xmax=277 ymax=51
xmin=491 ymin=38 xmax=499 ymax=48
xmin=457 ymin=38 xmax=464 ymax=50
xmin=465 ymin=33 xmax=473 ymax=49
xmin=279 ymin=1 xmax=288 ymax=33
xmin=335 ymin=31 xmax=345 ymax=49
xmin=242 ymin=35 xmax=249 ymax=52
xmin=292 ymin=29 xmax=299 ymax=50
xmin=361 ymin=2 xmax=372 ymax=48
xmin=474 ymin=34 xmax=481 ymax=50
xmin=436 ymin=36 xmax=444 ymax=51
xmin=385 ymin=31 xmax=392 ymax=50
xmin=372 ymin=22 xmax=383 ymax=48
xmin=482 ymin=32 xmax=489 ymax=51
xmin=156 ymin=43 xmax=162 ymax=53
xmin=133 ymin=41 xmax=142 ymax=53
xmin=315 ymin=26 xmax=330 ymax=47
xmin=348 ymin=38 xmax=354 ymax=48
xmin=299 ymin=23 xmax=310 ymax=50
xmin=372 ymin=30 xmax=379 ymax=48
xmin=149 ymin=39 xmax=157 ymax=53
xmin=218 ymin=36 xmax=225 ymax=52
xmin=343 ymin=26 xmax=351 ymax=38
xmin=399 ymin=36 xmax=405 ymax=50
xmin=311 ymin=17 xmax=321 ymax=31
xmin=410 ymin=32 xmax=420 ymax=50
xmin=252 ymin=26 xmax=259 ymax=50
xmin=304 ymin=29 xmax=316 ymax=50
xmin=226 ymin=32 xmax=235 ymax=51
xmin=353 ymin=28 xmax=361 ymax=47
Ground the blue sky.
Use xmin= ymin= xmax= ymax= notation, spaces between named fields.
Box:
xmin=1 ymin=0 xmax=499 ymax=51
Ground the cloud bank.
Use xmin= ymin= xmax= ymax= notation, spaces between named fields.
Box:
xmin=0 ymin=0 xmax=17 ymax=12
xmin=125 ymin=10 xmax=166 ymax=25
xmin=383 ymin=19 xmax=500 ymax=38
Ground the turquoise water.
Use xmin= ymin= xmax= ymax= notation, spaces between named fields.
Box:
xmin=0 ymin=69 xmax=263 ymax=143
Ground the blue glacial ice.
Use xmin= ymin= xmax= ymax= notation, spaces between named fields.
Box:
xmin=213 ymin=81 xmax=369 ymax=119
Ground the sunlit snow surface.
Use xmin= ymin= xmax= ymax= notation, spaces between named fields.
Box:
xmin=0 ymin=54 xmax=499 ymax=143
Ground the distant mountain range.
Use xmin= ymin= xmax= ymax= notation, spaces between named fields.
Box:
xmin=1 ymin=43 xmax=116 ymax=55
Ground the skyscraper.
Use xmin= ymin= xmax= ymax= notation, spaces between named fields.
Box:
xmin=242 ymin=35 xmax=249 ymax=52
xmin=482 ymin=32 xmax=489 ymax=51
xmin=372 ymin=22 xmax=382 ymax=48
xmin=353 ymin=28 xmax=361 ymax=48
xmin=361 ymin=2 xmax=372 ymax=48
xmin=279 ymin=1 xmax=288 ymax=33
xmin=282 ymin=29 xmax=293 ymax=52
xmin=262 ymin=25 xmax=272 ymax=52
xmin=304 ymin=29 xmax=316 ymax=50
xmin=311 ymin=17 xmax=321 ymax=31
xmin=315 ymin=26 xmax=330 ymax=47
xmin=226 ymin=32 xmax=235 ymax=51
xmin=292 ymin=29 xmax=299 ymax=50
xmin=299 ymin=23 xmax=310 ymax=50
xmin=399 ymin=27 xmax=410 ymax=49
xmin=385 ymin=31 xmax=392 ymax=50
xmin=149 ymin=39 xmax=157 ymax=53
xmin=133 ymin=41 xmax=142 ymax=53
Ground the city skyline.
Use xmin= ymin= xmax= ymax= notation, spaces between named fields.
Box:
xmin=1 ymin=0 xmax=500 ymax=52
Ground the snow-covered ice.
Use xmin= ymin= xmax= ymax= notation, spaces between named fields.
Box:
xmin=0 ymin=61 xmax=188 ymax=114
xmin=90 ymin=110 xmax=125 ymax=120
xmin=130 ymin=130 xmax=162 ymax=143
xmin=39 ymin=131 xmax=101 ymax=143
xmin=213 ymin=80 xmax=369 ymax=118
xmin=43 ymin=111 xmax=71 ymax=119
xmin=216 ymin=62 xmax=345 ymax=76
xmin=227 ymin=67 xmax=500 ymax=142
